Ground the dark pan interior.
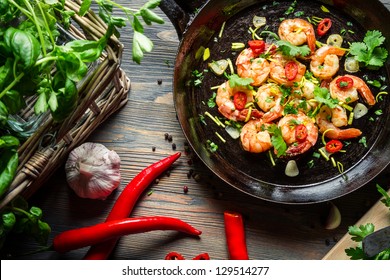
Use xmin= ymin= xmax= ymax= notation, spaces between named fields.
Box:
xmin=173 ymin=0 xmax=390 ymax=203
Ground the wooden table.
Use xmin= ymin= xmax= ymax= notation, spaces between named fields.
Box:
xmin=4 ymin=0 xmax=389 ymax=260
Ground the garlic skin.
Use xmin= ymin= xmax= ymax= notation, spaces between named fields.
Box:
xmin=65 ymin=142 xmax=121 ymax=200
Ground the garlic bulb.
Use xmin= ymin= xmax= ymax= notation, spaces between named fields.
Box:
xmin=65 ymin=142 xmax=121 ymax=200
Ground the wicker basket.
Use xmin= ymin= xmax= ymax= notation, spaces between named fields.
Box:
xmin=0 ymin=0 xmax=130 ymax=210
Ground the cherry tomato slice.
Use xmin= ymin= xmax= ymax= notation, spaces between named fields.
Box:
xmin=248 ymin=40 xmax=265 ymax=55
xmin=295 ymin=124 xmax=308 ymax=142
xmin=233 ymin=92 xmax=247 ymax=110
xmin=325 ymin=139 xmax=343 ymax=153
xmin=317 ymin=18 xmax=332 ymax=36
xmin=336 ymin=76 xmax=354 ymax=90
xmin=285 ymin=61 xmax=298 ymax=81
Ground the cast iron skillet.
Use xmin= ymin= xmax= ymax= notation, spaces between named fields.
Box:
xmin=160 ymin=0 xmax=390 ymax=204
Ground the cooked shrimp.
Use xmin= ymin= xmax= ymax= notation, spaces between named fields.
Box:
xmin=278 ymin=18 xmax=316 ymax=53
xmin=255 ymin=83 xmax=284 ymax=122
xmin=240 ymin=119 xmax=273 ymax=153
xmin=216 ymin=81 xmax=263 ymax=122
xmin=269 ymin=53 xmax=306 ymax=86
xmin=236 ymin=48 xmax=271 ymax=86
xmin=277 ymin=112 xmax=318 ymax=156
xmin=315 ymin=105 xmax=362 ymax=139
xmin=331 ymin=105 xmax=348 ymax=127
xmin=310 ymin=45 xmax=346 ymax=80
xmin=329 ymin=75 xmax=376 ymax=105
xmin=301 ymin=80 xmax=316 ymax=100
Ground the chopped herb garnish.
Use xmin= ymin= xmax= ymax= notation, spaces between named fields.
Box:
xmin=267 ymin=124 xmax=287 ymax=157
xmin=374 ymin=109 xmax=383 ymax=116
xmin=206 ymin=140 xmax=219 ymax=152
xmin=313 ymin=86 xmax=338 ymax=108
xmin=284 ymin=0 xmax=297 ymax=15
xmin=367 ymin=80 xmax=381 ymax=88
xmin=228 ymin=74 xmax=254 ymax=89
xmin=359 ymin=136 xmax=367 ymax=148
xmin=207 ymin=92 xmax=216 ymax=108
xmin=276 ymin=40 xmax=311 ymax=57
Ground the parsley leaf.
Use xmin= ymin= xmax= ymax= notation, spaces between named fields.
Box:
xmin=228 ymin=74 xmax=253 ymax=88
xmin=276 ymin=40 xmax=311 ymax=57
xmin=349 ymin=30 xmax=388 ymax=69
xmin=313 ymin=86 xmax=338 ymax=108
xmin=377 ymin=184 xmax=390 ymax=209
xmin=267 ymin=124 xmax=287 ymax=157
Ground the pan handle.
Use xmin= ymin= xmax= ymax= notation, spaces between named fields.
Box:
xmin=159 ymin=0 xmax=206 ymax=38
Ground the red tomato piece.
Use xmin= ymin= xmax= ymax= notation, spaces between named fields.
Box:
xmin=233 ymin=92 xmax=247 ymax=110
xmin=285 ymin=61 xmax=298 ymax=81
xmin=325 ymin=140 xmax=343 ymax=153
xmin=248 ymin=40 xmax=265 ymax=55
xmin=336 ymin=76 xmax=354 ymax=90
xmin=295 ymin=124 xmax=308 ymax=142
xmin=317 ymin=18 xmax=332 ymax=36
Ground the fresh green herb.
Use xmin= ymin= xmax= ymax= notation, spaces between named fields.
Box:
xmin=191 ymin=70 xmax=204 ymax=87
xmin=0 ymin=135 xmax=19 ymax=197
xmin=313 ymin=86 xmax=338 ymax=108
xmin=312 ymin=152 xmax=321 ymax=158
xmin=294 ymin=11 xmax=304 ymax=17
xmin=284 ymin=0 xmax=297 ymax=15
xmin=283 ymin=103 xmax=298 ymax=115
xmin=374 ymin=109 xmax=383 ymax=116
xmin=267 ymin=124 xmax=287 ymax=157
xmin=199 ymin=114 xmax=207 ymax=125
xmin=377 ymin=184 xmax=390 ymax=209
xmin=228 ymin=74 xmax=253 ymax=89
xmin=207 ymin=92 xmax=216 ymax=108
xmin=276 ymin=40 xmax=311 ymax=57
xmin=307 ymin=159 xmax=314 ymax=168
xmin=0 ymin=196 xmax=50 ymax=250
xmin=349 ymin=30 xmax=388 ymax=69
xmin=359 ymin=136 xmax=367 ymax=148
xmin=345 ymin=184 xmax=390 ymax=260
xmin=206 ymin=140 xmax=218 ymax=152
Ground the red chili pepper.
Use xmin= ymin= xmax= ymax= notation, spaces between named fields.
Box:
xmin=317 ymin=18 xmax=332 ymax=36
xmin=336 ymin=76 xmax=354 ymax=90
xmin=285 ymin=61 xmax=298 ymax=81
xmin=248 ymin=40 xmax=265 ymax=55
xmin=295 ymin=124 xmax=308 ymax=142
xmin=192 ymin=253 xmax=210 ymax=260
xmin=164 ymin=252 xmax=210 ymax=260
xmin=325 ymin=140 xmax=343 ymax=153
xmin=165 ymin=251 xmax=185 ymax=260
xmin=233 ymin=92 xmax=247 ymax=110
xmin=53 ymin=216 xmax=201 ymax=253
xmin=83 ymin=152 xmax=181 ymax=260
xmin=223 ymin=211 xmax=249 ymax=260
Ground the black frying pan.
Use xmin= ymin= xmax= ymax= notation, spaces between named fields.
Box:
xmin=160 ymin=0 xmax=390 ymax=204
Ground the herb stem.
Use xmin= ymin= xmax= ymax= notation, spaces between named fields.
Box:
xmin=0 ymin=72 xmax=25 ymax=99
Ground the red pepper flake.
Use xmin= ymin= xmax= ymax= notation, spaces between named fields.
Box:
xmin=183 ymin=186 xmax=189 ymax=193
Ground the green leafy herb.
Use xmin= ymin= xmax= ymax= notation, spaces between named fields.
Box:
xmin=349 ymin=30 xmax=388 ymax=69
xmin=207 ymin=92 xmax=216 ymax=108
xmin=276 ymin=40 xmax=311 ymax=57
xmin=206 ymin=140 xmax=218 ymax=152
xmin=345 ymin=184 xmax=390 ymax=260
xmin=359 ymin=136 xmax=367 ymax=148
xmin=313 ymin=86 xmax=338 ymax=108
xmin=228 ymin=74 xmax=254 ymax=89
xmin=267 ymin=124 xmax=287 ymax=157
xmin=377 ymin=184 xmax=390 ymax=209
xmin=0 ymin=196 xmax=51 ymax=250
xmin=284 ymin=0 xmax=297 ymax=15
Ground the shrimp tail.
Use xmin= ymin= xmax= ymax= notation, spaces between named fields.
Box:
xmin=322 ymin=128 xmax=362 ymax=140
